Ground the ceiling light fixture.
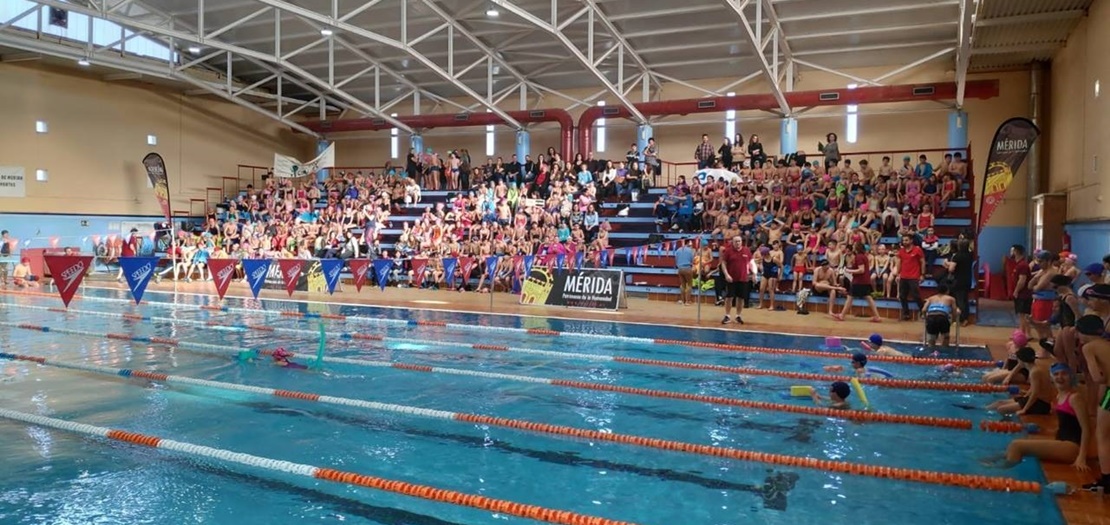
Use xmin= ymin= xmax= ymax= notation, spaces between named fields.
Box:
xmin=486 ymin=7 xmax=499 ymax=17
xmin=187 ymin=46 xmax=201 ymax=54
xmin=320 ymin=28 xmax=334 ymax=36
xmin=77 ymin=57 xmax=90 ymax=66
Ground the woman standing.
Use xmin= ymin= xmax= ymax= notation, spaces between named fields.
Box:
xmin=822 ymin=132 xmax=841 ymax=170
xmin=747 ymin=134 xmax=766 ymax=169
xmin=731 ymin=134 xmax=746 ymax=170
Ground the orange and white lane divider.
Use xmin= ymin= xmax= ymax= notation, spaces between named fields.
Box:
xmin=1 ymin=289 xmax=992 ymax=368
xmin=1 ymin=321 xmax=1018 ymax=432
xmin=0 ymin=353 xmax=1037 ymax=494
xmin=0 ymin=303 xmax=993 ymax=390
xmin=0 ymin=406 xmax=635 ymax=525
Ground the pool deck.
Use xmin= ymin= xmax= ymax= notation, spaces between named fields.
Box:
xmin=6 ymin=279 xmax=1110 ymax=524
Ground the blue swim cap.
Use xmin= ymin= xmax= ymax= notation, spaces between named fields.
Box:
xmin=1050 ymin=363 xmax=1073 ymax=375
xmin=851 ymin=352 xmax=868 ymax=365
xmin=869 ymin=333 xmax=883 ymax=346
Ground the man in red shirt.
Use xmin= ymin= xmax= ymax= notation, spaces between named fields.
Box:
xmin=1010 ymin=244 xmax=1033 ymax=336
xmin=896 ymin=234 xmax=926 ymax=321
xmin=720 ymin=235 xmax=752 ymax=325
xmin=116 ymin=228 xmax=140 ymax=282
xmin=833 ymin=243 xmax=882 ymax=323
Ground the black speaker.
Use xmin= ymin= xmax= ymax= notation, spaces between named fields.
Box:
xmin=49 ymin=8 xmax=68 ymax=29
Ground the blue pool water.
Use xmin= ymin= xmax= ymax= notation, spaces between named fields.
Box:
xmin=0 ymin=288 xmax=1064 ymax=525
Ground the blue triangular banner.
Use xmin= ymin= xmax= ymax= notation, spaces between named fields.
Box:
xmin=241 ymin=258 xmax=271 ymax=299
xmin=575 ymin=251 xmax=584 ymax=270
xmin=372 ymin=259 xmax=393 ymax=291
xmin=442 ymin=257 xmax=458 ymax=285
xmin=486 ymin=256 xmax=499 ymax=282
xmin=320 ymin=258 xmax=345 ymax=295
xmin=555 ymin=253 xmax=566 ymax=273
xmin=119 ymin=256 xmax=160 ymax=304
xmin=522 ymin=255 xmax=534 ymax=275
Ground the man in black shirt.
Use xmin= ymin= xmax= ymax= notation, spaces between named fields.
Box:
xmin=945 ymin=239 xmax=974 ymax=326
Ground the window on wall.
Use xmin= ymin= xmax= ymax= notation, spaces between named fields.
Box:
xmin=595 ymin=101 xmax=607 ymax=153
xmin=390 ymin=113 xmax=399 ymax=159
xmin=724 ymin=92 xmax=736 ymax=139
xmin=846 ymin=83 xmax=859 ymax=144
xmin=0 ymin=1 xmax=175 ymax=62
xmin=485 ymin=124 xmax=495 ymax=156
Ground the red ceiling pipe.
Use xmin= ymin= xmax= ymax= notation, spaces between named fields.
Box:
xmin=577 ymin=80 xmax=1000 ymax=154
xmin=301 ymin=109 xmax=575 ymax=161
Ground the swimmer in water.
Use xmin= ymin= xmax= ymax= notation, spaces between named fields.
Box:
xmin=272 ymin=347 xmax=307 ymax=369
xmin=823 ymin=352 xmax=869 ymax=377
xmin=811 ymin=381 xmax=852 ymax=409
xmin=860 ymin=333 xmax=909 ymax=357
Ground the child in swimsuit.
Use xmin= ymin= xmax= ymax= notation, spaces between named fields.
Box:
xmin=271 ymin=347 xmax=307 ymax=369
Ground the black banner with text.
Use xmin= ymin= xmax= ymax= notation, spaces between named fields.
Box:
xmin=520 ymin=268 xmax=624 ymax=310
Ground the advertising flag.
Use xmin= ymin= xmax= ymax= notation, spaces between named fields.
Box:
xmin=273 ymin=143 xmax=335 ymax=178
xmin=277 ymin=259 xmax=305 ymax=296
xmin=207 ymin=258 xmax=238 ymax=299
xmin=348 ymin=258 xmax=371 ymax=292
xmin=142 ymin=153 xmax=173 ymax=224
xmin=410 ymin=258 xmax=428 ymax=288
xmin=320 ymin=258 xmax=344 ymax=295
xmin=442 ymin=258 xmax=458 ymax=288
xmin=241 ymin=259 xmax=272 ymax=299
xmin=978 ymin=117 xmax=1041 ymax=231
xmin=119 ymin=256 xmax=160 ymax=304
xmin=43 ymin=255 xmax=93 ymax=307
xmin=486 ymin=256 xmax=499 ymax=283
xmin=372 ymin=259 xmax=393 ymax=291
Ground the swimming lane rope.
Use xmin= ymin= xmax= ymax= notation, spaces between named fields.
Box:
xmin=1 ymin=289 xmax=992 ymax=368
xmin=0 ymin=320 xmax=1017 ymax=431
xmin=0 ymin=288 xmax=990 ymax=370
xmin=0 ymin=406 xmax=635 ymax=525
xmin=0 ymin=354 xmax=1036 ymax=493
xmin=0 ymin=303 xmax=998 ymax=392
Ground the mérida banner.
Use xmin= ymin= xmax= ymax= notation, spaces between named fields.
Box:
xmin=520 ymin=268 xmax=624 ymax=310
xmin=978 ymin=118 xmax=1041 ymax=231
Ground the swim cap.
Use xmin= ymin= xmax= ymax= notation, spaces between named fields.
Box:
xmin=272 ymin=347 xmax=293 ymax=359
xmin=1049 ymin=363 xmax=1073 ymax=376
xmin=1083 ymin=262 xmax=1104 ymax=275
xmin=760 ymin=246 xmax=770 ymax=255
xmin=1076 ymin=314 xmax=1106 ymax=336
xmin=1010 ymin=330 xmax=1029 ymax=348
xmin=868 ymin=333 xmax=883 ymax=346
xmin=1015 ymin=346 xmax=1036 ymax=364
xmin=851 ymin=352 xmax=868 ymax=365
xmin=1083 ymin=283 xmax=1110 ymax=300
xmin=830 ymin=381 xmax=851 ymax=399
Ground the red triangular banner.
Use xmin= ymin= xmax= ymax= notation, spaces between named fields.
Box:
xmin=458 ymin=257 xmax=474 ymax=280
xmin=277 ymin=259 xmax=304 ymax=296
xmin=348 ymin=258 xmax=371 ymax=292
xmin=207 ymin=258 xmax=238 ymax=299
xmin=43 ymin=255 xmax=93 ymax=307
xmin=411 ymin=258 xmax=428 ymax=288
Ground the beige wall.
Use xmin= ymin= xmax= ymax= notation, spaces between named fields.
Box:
xmin=1048 ymin=0 xmax=1110 ymax=222
xmin=0 ymin=62 xmax=312 ymax=216
xmin=332 ymin=66 xmax=1032 ymax=225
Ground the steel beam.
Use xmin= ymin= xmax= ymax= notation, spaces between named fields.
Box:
xmin=778 ymin=2 xmax=959 ymax=23
xmin=251 ymin=0 xmax=523 ymax=129
xmin=583 ymin=0 xmax=662 ymax=93
xmin=28 ymin=0 xmax=415 ymax=132
xmin=976 ymin=10 xmax=1086 ymax=28
xmin=954 ymin=0 xmax=976 ymax=107
xmin=721 ymin=0 xmax=791 ymax=114
xmin=490 ymin=0 xmax=648 ymax=123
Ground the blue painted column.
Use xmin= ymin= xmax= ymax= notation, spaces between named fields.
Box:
xmin=779 ymin=117 xmax=798 ymax=156
xmin=948 ymin=110 xmax=968 ymax=152
xmin=410 ymin=135 xmax=424 ymax=158
xmin=515 ymin=130 xmax=530 ymax=161
xmin=636 ymin=124 xmax=653 ymax=154
xmin=316 ymin=140 xmax=331 ymax=182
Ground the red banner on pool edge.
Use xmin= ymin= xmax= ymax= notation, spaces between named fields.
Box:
xmin=43 ymin=255 xmax=93 ymax=307
xmin=348 ymin=258 xmax=370 ymax=292
xmin=207 ymin=258 xmax=238 ymax=299
xmin=277 ymin=259 xmax=305 ymax=296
